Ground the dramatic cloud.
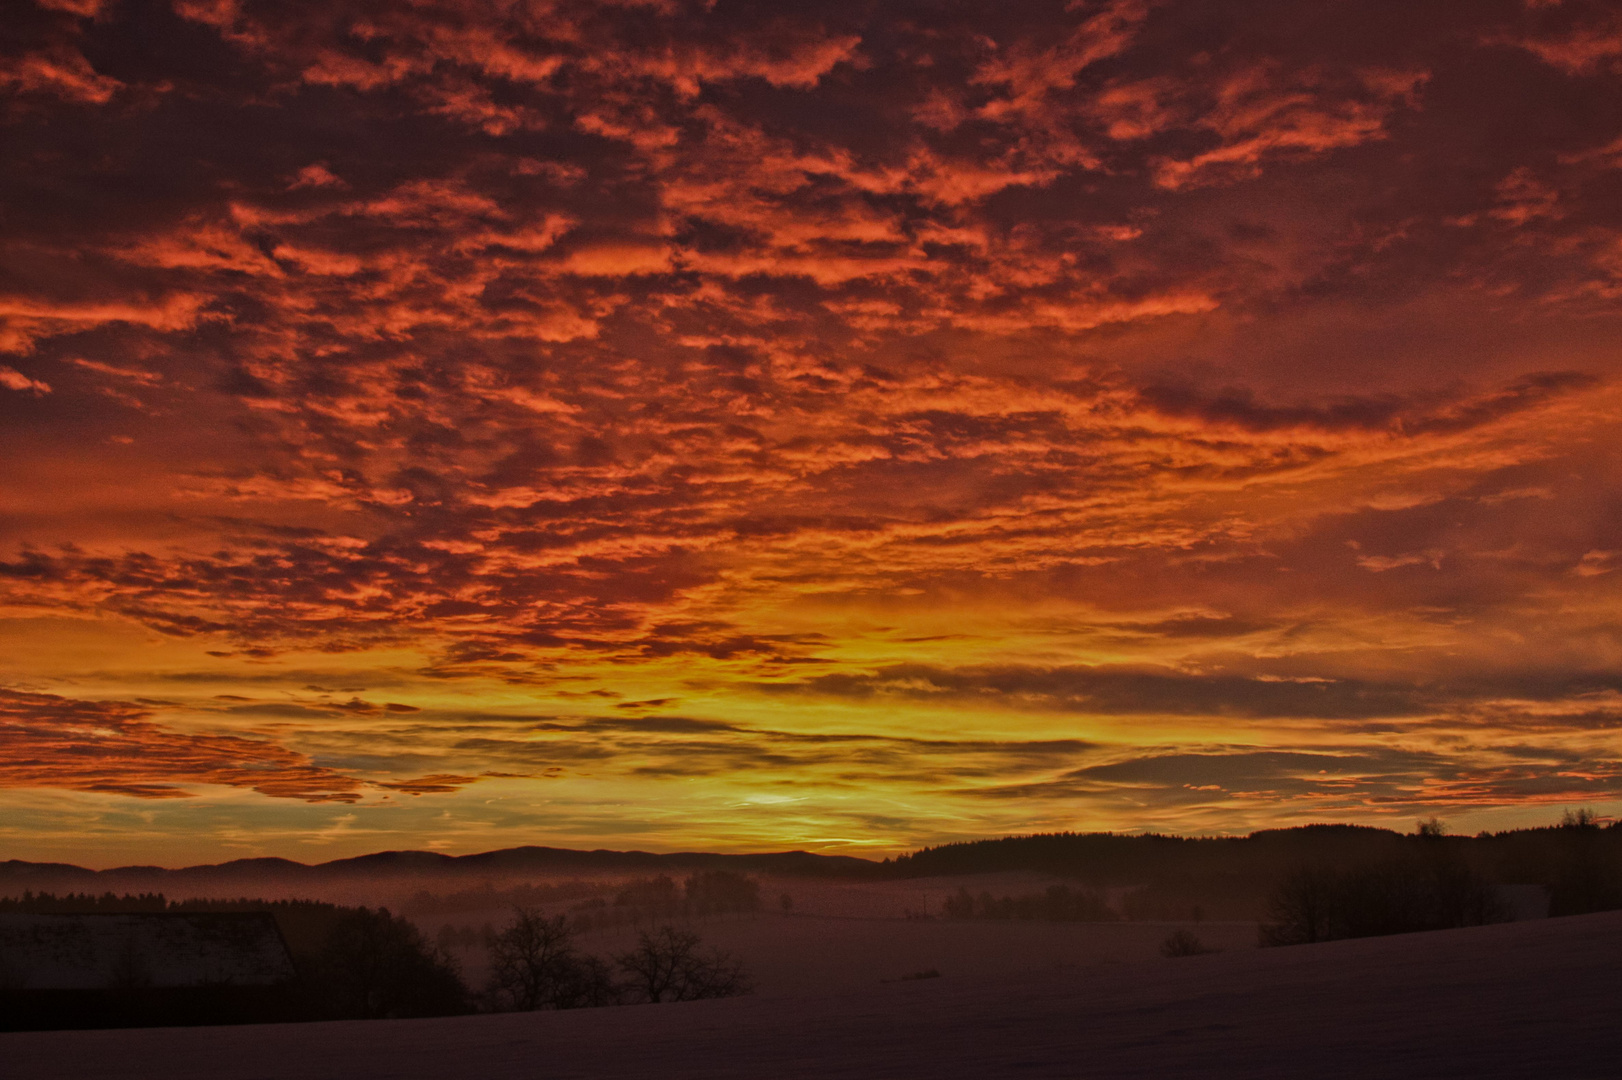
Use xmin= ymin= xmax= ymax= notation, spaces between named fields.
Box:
xmin=3 ymin=0 xmax=1622 ymax=860
xmin=0 ymin=688 xmax=361 ymax=801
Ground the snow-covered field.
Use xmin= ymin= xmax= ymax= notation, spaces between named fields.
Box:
xmin=421 ymin=873 xmax=1260 ymax=995
xmin=6 ymin=908 xmax=1620 ymax=1079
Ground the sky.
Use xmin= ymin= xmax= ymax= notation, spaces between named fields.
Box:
xmin=4 ymin=0 xmax=1622 ymax=867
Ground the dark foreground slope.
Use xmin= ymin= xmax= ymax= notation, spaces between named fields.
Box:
xmin=6 ymin=910 xmax=1622 ymax=1080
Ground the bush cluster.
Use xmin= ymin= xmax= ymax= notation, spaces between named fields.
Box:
xmin=559 ymin=870 xmax=763 ymax=932
xmin=484 ymin=909 xmax=750 ymax=1009
xmin=609 ymin=871 xmax=761 ymax=916
xmin=1159 ymin=929 xmax=1212 ymax=957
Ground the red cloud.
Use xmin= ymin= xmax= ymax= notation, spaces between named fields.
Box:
xmin=0 ymin=688 xmax=362 ymax=802
xmin=0 ymin=365 xmax=51 ymax=394
xmin=3 ymin=0 xmax=1622 ymax=846
xmin=1150 ymin=64 xmax=1427 ymax=190
xmin=0 ymin=47 xmax=121 ymax=104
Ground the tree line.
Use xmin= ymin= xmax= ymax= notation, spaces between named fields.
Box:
xmin=1259 ymin=813 xmax=1622 ymax=945
xmin=942 ymin=883 xmax=1116 ymax=921
xmin=892 ymin=813 xmax=1622 ymax=922
xmin=1 ymin=891 xmax=751 ymax=1030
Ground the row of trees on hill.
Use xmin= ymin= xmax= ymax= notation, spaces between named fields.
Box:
xmin=943 ymin=884 xmax=1116 ymax=921
xmin=562 ymin=870 xmax=762 ymax=931
xmin=294 ymin=903 xmax=753 ymax=1017
xmin=404 ymin=879 xmax=604 ymax=917
xmin=613 ymin=871 xmax=762 ymax=915
xmin=891 ymin=813 xmax=1622 ymax=924
xmin=1255 ymin=813 xmax=1622 ymax=946
xmin=0 ymin=896 xmax=467 ymax=1026
xmin=1 ymin=893 xmax=751 ymax=1030
xmin=399 ymin=870 xmax=764 ymax=925
xmin=1258 ymin=844 xmax=1509 ymax=946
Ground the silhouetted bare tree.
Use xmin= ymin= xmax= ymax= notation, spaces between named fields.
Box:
xmin=1561 ymin=808 xmax=1598 ymax=830
xmin=561 ymin=953 xmax=622 ymax=1008
xmin=614 ymin=925 xmax=750 ymax=1003
xmin=486 ymin=907 xmax=619 ymax=1010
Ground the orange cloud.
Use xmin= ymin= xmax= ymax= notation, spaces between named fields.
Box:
xmin=0 ymin=366 xmax=51 ymax=394
xmin=0 ymin=48 xmax=121 ymax=104
xmin=3 ymin=0 xmax=1622 ymax=858
xmin=0 ymin=689 xmax=361 ymax=802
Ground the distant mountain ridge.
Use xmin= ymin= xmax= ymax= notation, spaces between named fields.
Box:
xmin=4 ymin=823 xmax=1615 ymax=916
xmin=0 ymin=845 xmax=877 ymax=894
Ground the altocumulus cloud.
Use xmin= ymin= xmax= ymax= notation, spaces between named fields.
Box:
xmin=3 ymin=0 xmax=1622 ymax=851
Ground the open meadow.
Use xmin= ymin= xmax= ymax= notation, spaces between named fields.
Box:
xmin=415 ymin=873 xmax=1259 ymax=996
xmin=6 ymin=908 xmax=1619 ymax=1079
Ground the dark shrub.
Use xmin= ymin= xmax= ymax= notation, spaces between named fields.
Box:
xmin=1160 ymin=929 xmax=1211 ymax=957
